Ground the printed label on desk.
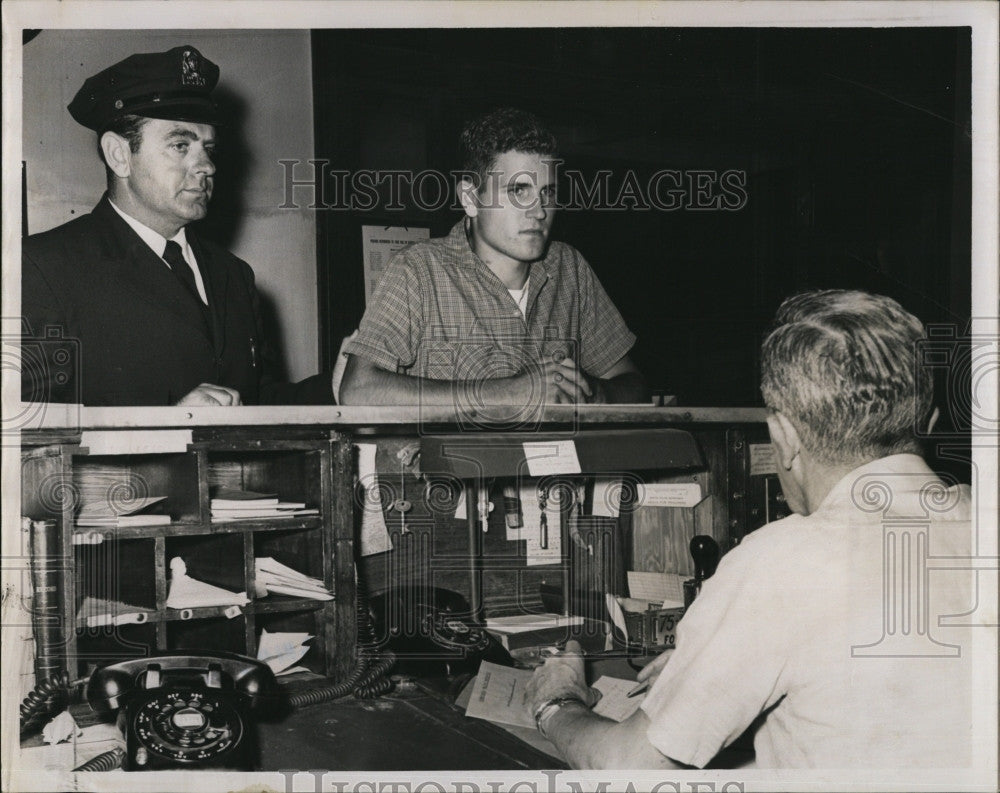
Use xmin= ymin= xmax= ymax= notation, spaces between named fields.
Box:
xmin=80 ymin=430 xmax=192 ymax=455
xmin=749 ymin=443 xmax=778 ymax=476
xmin=522 ymin=440 xmax=581 ymax=477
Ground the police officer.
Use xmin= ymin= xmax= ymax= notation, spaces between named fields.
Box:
xmin=22 ymin=45 xmax=334 ymax=406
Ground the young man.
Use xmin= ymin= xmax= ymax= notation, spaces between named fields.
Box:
xmin=339 ymin=107 xmax=647 ymax=408
xmin=525 ymin=290 xmax=978 ymax=769
xmin=21 ymin=45 xmax=335 ymax=406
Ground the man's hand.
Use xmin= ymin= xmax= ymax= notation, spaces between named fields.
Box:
xmin=524 ymin=640 xmax=600 ymax=717
xmin=540 ymin=357 xmax=593 ymax=404
xmin=175 ymin=383 xmax=242 ymax=406
xmin=635 ymin=649 xmax=672 ymax=691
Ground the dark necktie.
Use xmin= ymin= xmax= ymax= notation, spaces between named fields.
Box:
xmin=162 ymin=240 xmax=202 ymax=302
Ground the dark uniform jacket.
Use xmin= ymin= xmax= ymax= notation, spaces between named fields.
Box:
xmin=22 ymin=196 xmax=333 ymax=406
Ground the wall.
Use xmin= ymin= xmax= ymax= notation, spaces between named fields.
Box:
xmin=22 ymin=29 xmax=319 ymax=382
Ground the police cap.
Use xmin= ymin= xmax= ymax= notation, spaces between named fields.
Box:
xmin=68 ymin=45 xmax=221 ymax=132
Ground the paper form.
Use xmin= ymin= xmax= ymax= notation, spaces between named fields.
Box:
xmin=464 ymin=661 xmax=536 ymax=729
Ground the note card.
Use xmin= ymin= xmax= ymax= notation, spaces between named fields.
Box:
xmin=591 ymin=676 xmax=645 ymax=722
xmin=627 ymin=571 xmax=686 ymax=609
xmin=522 ymin=440 xmax=582 ymax=477
xmin=640 ymin=483 xmax=703 ymax=508
xmin=749 ymin=443 xmax=778 ymax=476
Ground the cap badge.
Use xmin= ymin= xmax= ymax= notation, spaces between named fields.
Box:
xmin=181 ymin=49 xmax=206 ymax=87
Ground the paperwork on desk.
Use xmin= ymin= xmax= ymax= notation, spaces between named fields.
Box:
xmin=465 ymin=661 xmax=644 ymax=729
xmin=356 ymin=443 xmax=392 ymax=556
xmin=165 ymin=557 xmax=250 ymax=609
xmin=254 ymin=557 xmax=333 ymax=600
xmin=257 ymin=629 xmax=312 ymax=676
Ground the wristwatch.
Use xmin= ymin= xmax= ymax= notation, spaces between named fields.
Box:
xmin=532 ymin=695 xmax=587 ymax=738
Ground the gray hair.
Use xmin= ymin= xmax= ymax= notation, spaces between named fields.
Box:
xmin=760 ymin=290 xmax=932 ymax=466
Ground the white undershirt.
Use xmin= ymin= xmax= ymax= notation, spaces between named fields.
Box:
xmin=108 ymin=199 xmax=208 ymax=304
xmin=508 ymin=277 xmax=530 ymax=318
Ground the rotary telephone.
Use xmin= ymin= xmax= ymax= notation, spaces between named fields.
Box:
xmin=86 ymin=651 xmax=277 ymax=771
xmin=369 ymin=586 xmax=513 ymax=677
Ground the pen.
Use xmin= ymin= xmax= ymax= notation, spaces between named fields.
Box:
xmin=626 ymin=681 xmax=649 ymax=698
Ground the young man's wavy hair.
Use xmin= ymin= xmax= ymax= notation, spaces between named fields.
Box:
xmin=760 ymin=290 xmax=933 ymax=466
xmin=459 ymin=107 xmax=559 ymax=193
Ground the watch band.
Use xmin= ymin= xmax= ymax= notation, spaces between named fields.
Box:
xmin=532 ymin=695 xmax=587 ymax=738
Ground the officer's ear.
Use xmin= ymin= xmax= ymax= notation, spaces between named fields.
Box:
xmin=458 ymin=175 xmax=480 ymax=219
xmin=766 ymin=410 xmax=801 ymax=471
xmin=100 ymin=131 xmax=132 ymax=179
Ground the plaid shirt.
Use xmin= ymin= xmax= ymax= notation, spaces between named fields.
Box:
xmin=345 ymin=219 xmax=636 ymax=380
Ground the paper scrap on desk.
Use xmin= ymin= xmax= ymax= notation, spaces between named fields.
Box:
xmin=464 ymin=661 xmax=535 ymax=729
xmin=627 ymin=571 xmax=686 ymax=609
xmin=80 ymin=430 xmax=192 ymax=456
xmin=591 ymin=676 xmax=645 ymax=722
xmin=42 ymin=710 xmax=81 ymax=745
xmin=592 ymin=476 xmax=622 ymax=518
xmin=357 ymin=443 xmax=392 ymax=556
xmin=522 ymin=440 xmax=581 ymax=477
xmin=639 ymin=483 xmax=703 ymax=509
xmin=257 ymin=629 xmax=313 ymax=675
xmin=749 ymin=443 xmax=778 ymax=476
xmin=520 ymin=482 xmax=561 ymax=565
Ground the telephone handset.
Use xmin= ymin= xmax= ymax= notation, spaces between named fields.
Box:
xmin=87 ymin=651 xmax=277 ymax=771
xmin=370 ymin=586 xmax=513 ymax=677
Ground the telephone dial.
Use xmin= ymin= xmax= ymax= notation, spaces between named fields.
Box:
xmin=87 ymin=651 xmax=277 ymax=771
xmin=369 ymin=586 xmax=513 ymax=677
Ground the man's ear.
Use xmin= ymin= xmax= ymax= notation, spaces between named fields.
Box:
xmin=458 ymin=177 xmax=479 ymax=218
xmin=766 ymin=410 xmax=801 ymax=471
xmin=100 ymin=132 xmax=132 ymax=179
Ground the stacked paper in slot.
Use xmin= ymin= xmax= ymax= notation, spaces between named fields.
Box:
xmin=255 ymin=557 xmax=333 ymax=601
xmin=257 ymin=629 xmax=313 ymax=676
xmin=76 ymin=495 xmax=171 ymax=527
xmin=165 ymin=557 xmax=250 ymax=609
xmin=210 ymin=487 xmax=316 ymax=521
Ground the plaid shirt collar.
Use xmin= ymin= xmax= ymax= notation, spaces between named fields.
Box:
xmin=447 ymin=218 xmax=551 ymax=296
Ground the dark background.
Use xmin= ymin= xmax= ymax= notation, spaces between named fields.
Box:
xmin=312 ymin=27 xmax=971 ymax=409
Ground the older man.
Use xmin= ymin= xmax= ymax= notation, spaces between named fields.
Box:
xmin=22 ymin=45 xmax=334 ymax=406
xmin=525 ymin=290 xmax=976 ymax=769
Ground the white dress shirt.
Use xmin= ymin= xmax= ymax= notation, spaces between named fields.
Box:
xmin=108 ymin=199 xmax=208 ymax=304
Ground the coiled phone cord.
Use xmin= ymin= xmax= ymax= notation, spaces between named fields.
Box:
xmin=19 ymin=670 xmax=75 ymax=738
xmin=288 ymin=565 xmax=396 ymax=707
xmin=72 ymin=746 xmax=125 ymax=772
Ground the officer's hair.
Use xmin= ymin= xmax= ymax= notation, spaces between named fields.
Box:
xmin=459 ymin=108 xmax=558 ymax=192
xmin=760 ymin=290 xmax=932 ymax=466
xmin=97 ymin=115 xmax=149 ymax=169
